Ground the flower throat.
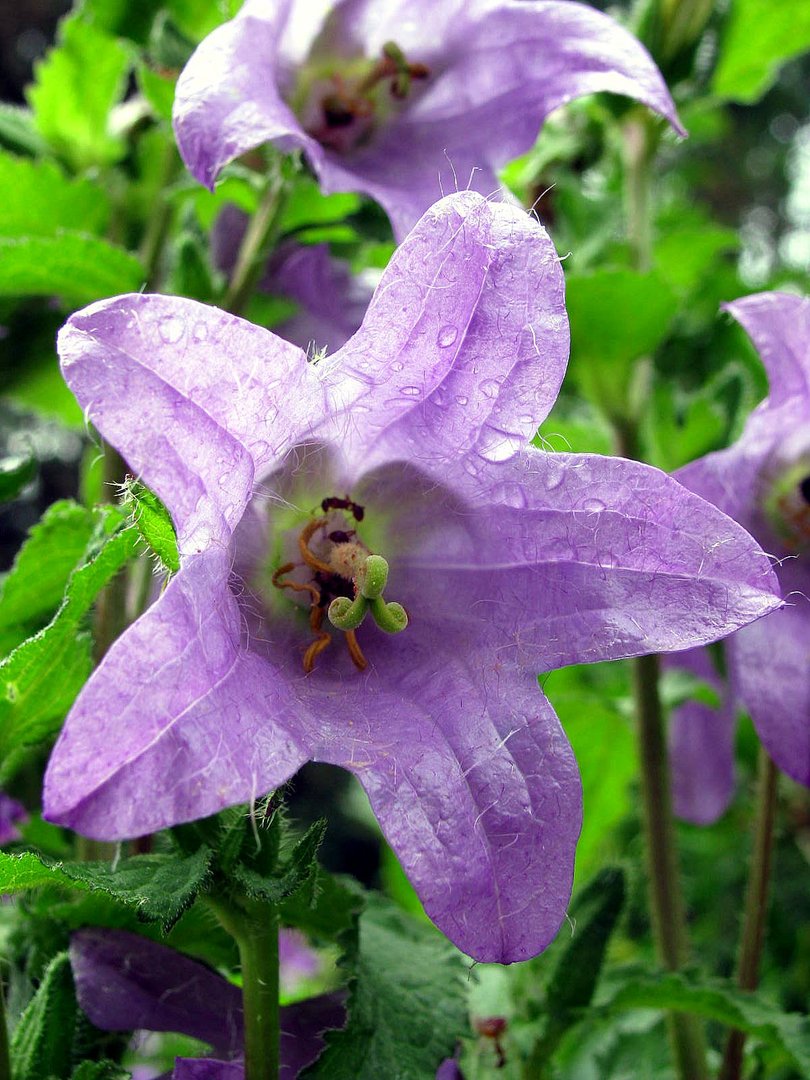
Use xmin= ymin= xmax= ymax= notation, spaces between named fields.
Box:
xmin=272 ymin=496 xmax=408 ymax=674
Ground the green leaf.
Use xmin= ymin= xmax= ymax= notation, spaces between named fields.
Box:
xmin=713 ymin=0 xmax=810 ymax=103
xmin=0 ymin=501 xmax=97 ymax=639
xmin=0 ymin=152 xmax=110 ymax=238
xmin=0 ymin=511 xmax=138 ymax=780
xmin=58 ymin=848 xmax=214 ymax=931
xmin=0 ymin=847 xmax=213 ymax=931
xmin=232 ymin=819 xmax=327 ymax=906
xmin=0 ymin=234 xmax=143 ymax=304
xmin=565 ymin=269 xmax=678 ymax=421
xmin=598 ymin=971 xmax=810 ymax=1074
xmin=76 ymin=0 xmax=163 ymax=45
xmin=280 ymin=870 xmax=365 ymax=942
xmin=121 ymin=478 xmax=180 ymax=573
xmin=137 ymin=63 xmax=176 ymax=122
xmin=27 ymin=15 xmax=131 ymax=170
xmin=302 ymin=895 xmax=467 ymax=1079
xmin=70 ymin=1063 xmax=130 ymax=1080
xmin=10 ymin=951 xmax=77 ymax=1080
xmin=279 ymin=178 xmax=362 ymax=235
xmin=534 ymin=869 xmax=626 ymax=1058
xmin=0 ymin=451 xmax=36 ymax=503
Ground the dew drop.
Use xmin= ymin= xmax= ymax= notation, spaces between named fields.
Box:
xmin=477 ymin=429 xmax=523 ymax=463
xmin=159 ymin=316 xmax=184 ymax=344
xmin=400 ymin=385 xmax=422 ymax=397
xmin=480 ymin=379 xmax=500 ymax=398
xmin=192 ymin=321 xmax=208 ymax=342
xmin=492 ymin=482 xmax=528 ymax=509
xmin=391 ymin=361 xmax=404 ymax=371
xmin=437 ymin=324 xmax=458 ymax=348
xmin=582 ymin=497 xmax=606 ymax=513
xmin=455 ymin=395 xmax=468 ymax=406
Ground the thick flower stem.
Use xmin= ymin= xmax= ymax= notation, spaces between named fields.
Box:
xmin=235 ymin=903 xmax=281 ymax=1080
xmin=719 ymin=749 xmax=779 ymax=1080
xmin=632 ymin=653 xmax=709 ymax=1079
xmin=223 ymin=165 xmax=289 ymax=318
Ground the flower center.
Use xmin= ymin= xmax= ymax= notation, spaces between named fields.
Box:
xmin=761 ymin=457 xmax=810 ymax=552
xmin=297 ymin=42 xmax=430 ymax=154
xmin=271 ymin=495 xmax=408 ymax=673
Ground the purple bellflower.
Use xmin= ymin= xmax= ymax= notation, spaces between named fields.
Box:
xmin=173 ymin=0 xmax=685 ymax=239
xmin=44 ymin=193 xmax=779 ymax=962
xmin=0 ymin=791 xmax=26 ymax=845
xmin=69 ymin=927 xmax=345 ymax=1078
xmin=671 ymin=292 xmax=810 ymax=821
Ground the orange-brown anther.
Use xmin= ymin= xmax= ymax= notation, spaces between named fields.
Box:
xmin=303 ymin=605 xmax=332 ymax=673
xmin=271 ymin=561 xmax=321 ymax=605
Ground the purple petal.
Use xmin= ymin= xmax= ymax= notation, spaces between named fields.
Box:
xmin=724 ymin=293 xmax=810 ymax=406
xmin=58 ymin=295 xmax=323 ymax=553
xmin=730 ymin=598 xmax=810 ymax=786
xmin=173 ymin=1062 xmax=243 ymax=1080
xmin=665 ymin=648 xmax=736 ymax=825
xmin=71 ymin=928 xmax=243 ymax=1055
xmin=44 ymin=550 xmax=311 ymax=837
xmin=312 ymin=0 xmax=684 ymax=238
xmin=279 ymin=928 xmax=321 ymax=992
xmin=374 ymin=451 xmax=782 ymax=672
xmin=323 ymin=192 xmax=568 ymax=476
xmin=173 ymin=0 xmax=322 ymax=191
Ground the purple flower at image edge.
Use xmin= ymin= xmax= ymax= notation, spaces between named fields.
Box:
xmin=173 ymin=0 xmax=685 ymax=239
xmin=69 ymin=928 xmax=344 ymax=1079
xmin=43 ymin=193 xmax=780 ymax=963
xmin=0 ymin=791 xmax=27 ymax=845
xmin=670 ymin=293 xmax=810 ymax=822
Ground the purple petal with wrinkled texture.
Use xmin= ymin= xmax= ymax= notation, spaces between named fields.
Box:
xmin=674 ymin=292 xmax=810 ymax=803
xmin=665 ymin=648 xmax=736 ymax=825
xmin=46 ymin=196 xmax=780 ymax=962
xmin=174 ymin=0 xmax=682 ymax=238
xmin=70 ymin=928 xmax=345 ymax=1077
xmin=0 ymin=791 xmax=26 ymax=845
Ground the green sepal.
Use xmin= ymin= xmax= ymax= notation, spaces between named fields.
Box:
xmin=121 ymin=478 xmax=180 ymax=573
xmin=10 ymin=951 xmax=77 ymax=1080
xmin=230 ymin=819 xmax=327 ymax=908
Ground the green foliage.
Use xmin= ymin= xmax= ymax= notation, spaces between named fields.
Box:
xmin=0 ymin=451 xmax=36 ymax=505
xmin=714 ymin=0 xmax=810 ymax=103
xmin=0 ymin=106 xmax=46 ymax=157
xmin=303 ymin=895 xmax=468 ymax=1079
xmin=597 ymin=971 xmax=810 ymax=1074
xmin=565 ymin=269 xmax=678 ymax=421
xmin=0 ymin=847 xmax=212 ymax=931
xmin=27 ymin=15 xmax=131 ymax=171
xmin=0 ymin=501 xmax=97 ymax=651
xmin=121 ymin=479 xmax=180 ymax=573
xmin=0 ymin=152 xmax=110 ymax=238
xmin=70 ymin=1063 xmax=131 ymax=1080
xmin=0 ymin=234 xmax=144 ymax=304
xmin=231 ymin=819 xmax=327 ymax=907
xmin=280 ymin=869 xmax=365 ymax=942
xmin=10 ymin=951 xmax=77 ymax=1080
xmin=0 ymin=509 xmax=138 ymax=780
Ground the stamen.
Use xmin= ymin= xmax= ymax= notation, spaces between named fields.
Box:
xmin=303 ymin=606 xmax=332 ymax=673
xmin=298 ymin=517 xmax=332 ymax=574
xmin=345 ymin=630 xmax=368 ymax=671
xmin=272 ymin=562 xmax=320 ymax=605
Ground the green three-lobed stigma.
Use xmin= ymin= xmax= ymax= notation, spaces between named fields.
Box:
xmin=328 ymin=554 xmax=408 ymax=635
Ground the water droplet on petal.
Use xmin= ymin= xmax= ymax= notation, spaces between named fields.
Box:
xmin=463 ymin=459 xmax=479 ymax=477
xmin=477 ymin=429 xmax=523 ymax=463
xmin=159 ymin=317 xmax=183 ymax=344
xmin=480 ymin=379 xmax=500 ymax=398
xmin=437 ymin=324 xmax=458 ymax=348
xmin=455 ymin=395 xmax=468 ymax=406
xmin=400 ymin=385 xmax=422 ymax=397
xmin=492 ymin=482 xmax=528 ymax=509
xmin=582 ymin=497 xmax=606 ymax=513
xmin=192 ymin=321 xmax=208 ymax=342
xmin=391 ymin=361 xmax=404 ymax=371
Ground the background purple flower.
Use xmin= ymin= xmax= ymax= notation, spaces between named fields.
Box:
xmin=173 ymin=0 xmax=684 ymax=238
xmin=0 ymin=791 xmax=26 ymax=845
xmin=44 ymin=193 xmax=779 ymax=962
xmin=70 ymin=928 xmax=344 ymax=1078
xmin=673 ymin=292 xmax=810 ymax=805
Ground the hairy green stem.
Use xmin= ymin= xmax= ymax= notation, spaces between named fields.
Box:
xmin=237 ymin=905 xmax=281 ymax=1080
xmin=632 ymin=653 xmax=709 ymax=1079
xmin=719 ymin=749 xmax=779 ymax=1080
xmin=223 ymin=169 xmax=289 ymax=317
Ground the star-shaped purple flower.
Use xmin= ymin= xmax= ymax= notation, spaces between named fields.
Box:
xmin=672 ymin=293 xmax=810 ymax=819
xmin=173 ymin=0 xmax=685 ymax=239
xmin=43 ymin=194 xmax=779 ymax=962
